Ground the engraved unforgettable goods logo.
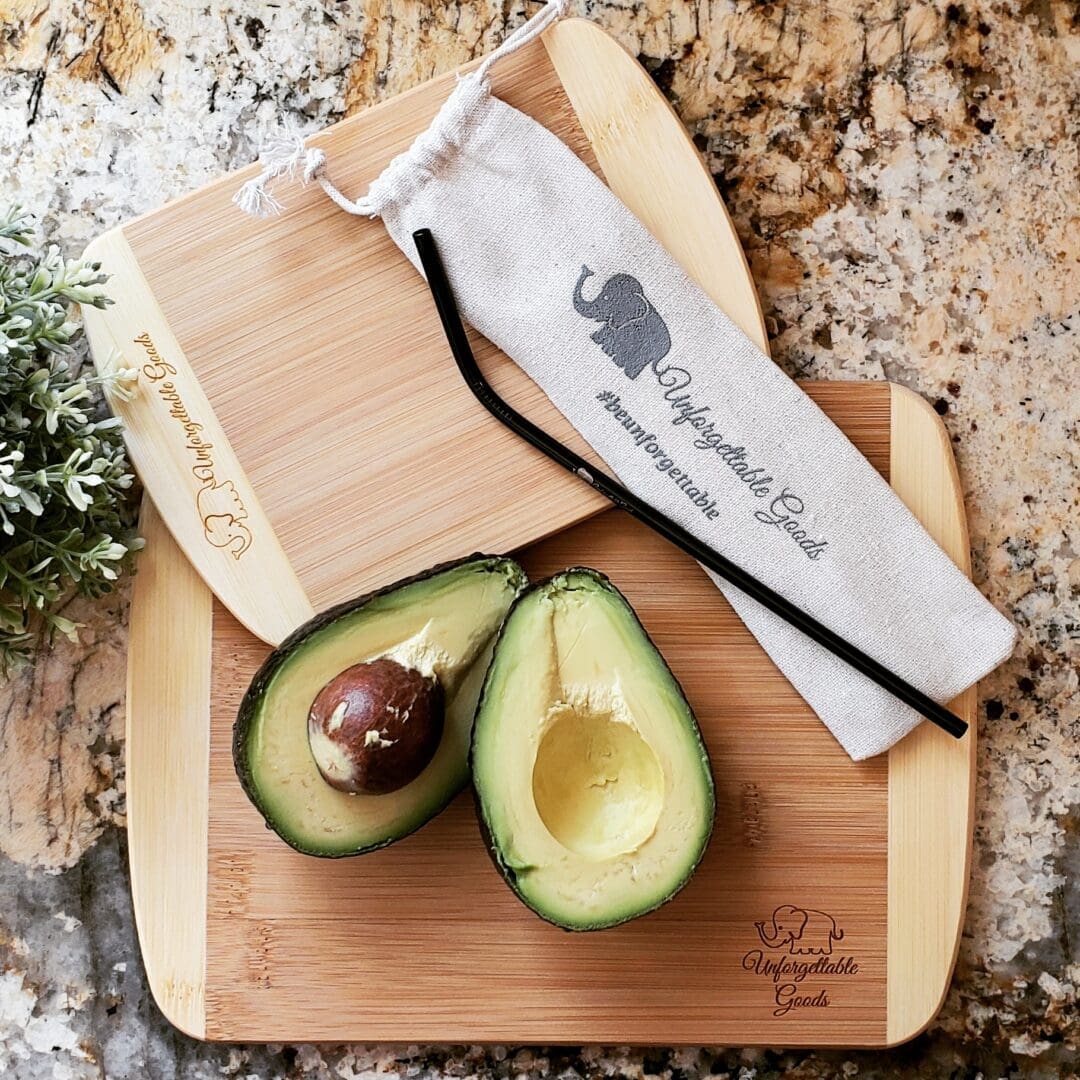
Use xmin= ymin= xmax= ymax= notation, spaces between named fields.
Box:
xmin=133 ymin=332 xmax=253 ymax=560
xmin=742 ymin=904 xmax=859 ymax=1017
xmin=574 ymin=266 xmax=829 ymax=560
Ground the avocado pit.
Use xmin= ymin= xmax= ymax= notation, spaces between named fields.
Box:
xmin=307 ymin=658 xmax=444 ymax=795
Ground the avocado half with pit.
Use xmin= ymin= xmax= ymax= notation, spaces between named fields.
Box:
xmin=234 ymin=554 xmax=527 ymax=857
xmin=471 ymin=568 xmax=715 ymax=930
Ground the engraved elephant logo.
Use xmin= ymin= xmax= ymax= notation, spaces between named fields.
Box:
xmin=573 ymin=265 xmax=671 ymax=379
xmin=196 ymin=480 xmax=253 ymax=560
xmin=755 ymin=904 xmax=844 ymax=956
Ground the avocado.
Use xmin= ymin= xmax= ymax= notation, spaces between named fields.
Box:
xmin=471 ymin=568 xmax=715 ymax=930
xmin=234 ymin=554 xmax=527 ymax=857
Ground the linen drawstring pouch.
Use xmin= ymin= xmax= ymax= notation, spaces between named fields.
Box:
xmin=235 ymin=0 xmax=1016 ymax=760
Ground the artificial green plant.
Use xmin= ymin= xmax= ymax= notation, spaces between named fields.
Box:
xmin=0 ymin=205 xmax=141 ymax=672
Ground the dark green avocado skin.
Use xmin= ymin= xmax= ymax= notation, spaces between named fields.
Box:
xmin=233 ymin=553 xmax=526 ymax=858
xmin=469 ymin=567 xmax=716 ymax=931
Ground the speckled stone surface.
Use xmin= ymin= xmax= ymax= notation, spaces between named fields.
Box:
xmin=0 ymin=0 xmax=1077 ymax=1076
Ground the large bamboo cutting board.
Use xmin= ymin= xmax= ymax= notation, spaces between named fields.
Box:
xmin=127 ymin=380 xmax=975 ymax=1048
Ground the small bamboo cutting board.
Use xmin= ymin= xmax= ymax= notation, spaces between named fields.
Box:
xmin=83 ymin=19 xmax=764 ymax=642
xmin=128 ymin=380 xmax=975 ymax=1047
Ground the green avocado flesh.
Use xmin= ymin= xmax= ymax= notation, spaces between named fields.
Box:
xmin=234 ymin=555 xmax=527 ymax=857
xmin=472 ymin=568 xmax=715 ymax=930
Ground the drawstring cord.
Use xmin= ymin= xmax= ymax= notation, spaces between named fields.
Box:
xmin=474 ymin=0 xmax=570 ymax=83
xmin=233 ymin=0 xmax=571 ymax=220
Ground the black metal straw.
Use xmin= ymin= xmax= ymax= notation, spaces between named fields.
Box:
xmin=413 ymin=228 xmax=967 ymax=740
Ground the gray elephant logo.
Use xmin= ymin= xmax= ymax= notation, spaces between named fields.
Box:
xmin=755 ymin=904 xmax=845 ymax=956
xmin=196 ymin=480 xmax=253 ymax=560
xmin=573 ymin=265 xmax=671 ymax=379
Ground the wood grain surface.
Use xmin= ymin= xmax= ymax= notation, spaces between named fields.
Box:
xmin=93 ymin=20 xmax=769 ymax=625
xmin=122 ymin=19 xmax=974 ymax=1048
xmin=128 ymin=382 xmax=974 ymax=1048
xmin=885 ymin=383 xmax=976 ymax=1045
xmin=82 ymin=228 xmax=315 ymax=647
xmin=200 ymin=383 xmax=894 ymax=1046
xmin=126 ymin=501 xmax=210 ymax=1038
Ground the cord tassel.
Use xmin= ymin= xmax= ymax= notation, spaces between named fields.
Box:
xmin=232 ymin=129 xmax=311 ymax=219
xmin=233 ymin=0 xmax=572 ymax=220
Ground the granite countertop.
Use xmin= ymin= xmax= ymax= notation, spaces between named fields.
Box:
xmin=1 ymin=0 xmax=1077 ymax=1076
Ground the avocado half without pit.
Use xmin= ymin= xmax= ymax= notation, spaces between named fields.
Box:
xmin=233 ymin=554 xmax=527 ymax=856
xmin=472 ymin=568 xmax=716 ymax=931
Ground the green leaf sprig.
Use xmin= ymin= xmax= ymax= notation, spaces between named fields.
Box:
xmin=0 ymin=205 xmax=142 ymax=672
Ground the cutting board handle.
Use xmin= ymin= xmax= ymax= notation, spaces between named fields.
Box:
xmin=82 ymin=228 xmax=314 ymax=646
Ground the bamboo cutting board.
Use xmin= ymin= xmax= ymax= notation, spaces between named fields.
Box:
xmin=127 ymin=380 xmax=975 ymax=1048
xmin=83 ymin=19 xmax=765 ymax=641
xmin=120 ymin=16 xmax=975 ymax=1048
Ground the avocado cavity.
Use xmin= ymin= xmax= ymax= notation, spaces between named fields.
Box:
xmin=532 ymin=701 xmax=664 ymax=860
